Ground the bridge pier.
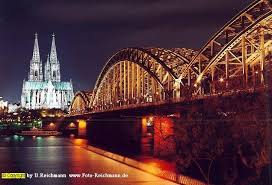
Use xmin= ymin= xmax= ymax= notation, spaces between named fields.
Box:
xmin=81 ymin=114 xmax=178 ymax=157
xmin=77 ymin=119 xmax=87 ymax=137
xmin=153 ymin=117 xmax=176 ymax=157
xmin=141 ymin=116 xmax=176 ymax=157
xmin=60 ymin=119 xmax=84 ymax=137
xmin=87 ymin=115 xmax=142 ymax=155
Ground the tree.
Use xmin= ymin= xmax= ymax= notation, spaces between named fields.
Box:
xmin=173 ymin=120 xmax=271 ymax=185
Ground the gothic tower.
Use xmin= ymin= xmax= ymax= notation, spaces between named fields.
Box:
xmin=49 ymin=33 xmax=61 ymax=82
xmin=44 ymin=54 xmax=51 ymax=81
xmin=29 ymin=33 xmax=43 ymax=81
xmin=21 ymin=33 xmax=74 ymax=110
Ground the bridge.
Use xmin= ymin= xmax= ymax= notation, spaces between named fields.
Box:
xmin=64 ymin=0 xmax=272 ymax=159
xmin=70 ymin=0 xmax=272 ymax=116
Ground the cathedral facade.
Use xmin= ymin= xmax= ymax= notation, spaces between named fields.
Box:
xmin=21 ymin=34 xmax=74 ymax=110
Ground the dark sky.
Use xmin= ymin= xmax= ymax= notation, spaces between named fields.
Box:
xmin=0 ymin=0 xmax=253 ymax=103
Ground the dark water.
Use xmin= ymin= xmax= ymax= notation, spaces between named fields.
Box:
xmin=0 ymin=136 xmax=177 ymax=185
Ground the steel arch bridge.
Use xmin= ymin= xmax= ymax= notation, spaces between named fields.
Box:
xmin=70 ymin=0 xmax=272 ymax=114
xmin=90 ymin=47 xmax=196 ymax=109
xmin=70 ymin=91 xmax=93 ymax=114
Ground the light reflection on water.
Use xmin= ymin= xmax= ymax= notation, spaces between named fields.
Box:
xmin=0 ymin=135 xmax=67 ymax=148
xmin=0 ymin=136 xmax=130 ymax=185
xmin=0 ymin=135 xmax=176 ymax=185
xmin=0 ymin=136 xmax=73 ymax=184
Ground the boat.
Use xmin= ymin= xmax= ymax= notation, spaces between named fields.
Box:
xmin=16 ymin=127 xmax=62 ymax=136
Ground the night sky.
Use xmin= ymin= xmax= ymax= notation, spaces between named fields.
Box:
xmin=0 ymin=0 xmax=253 ymax=103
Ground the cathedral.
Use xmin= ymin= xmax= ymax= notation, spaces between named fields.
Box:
xmin=21 ymin=34 xmax=74 ymax=110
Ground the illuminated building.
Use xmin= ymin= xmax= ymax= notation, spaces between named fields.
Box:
xmin=0 ymin=97 xmax=8 ymax=114
xmin=21 ymin=34 xmax=74 ymax=110
xmin=8 ymin=103 xmax=20 ymax=113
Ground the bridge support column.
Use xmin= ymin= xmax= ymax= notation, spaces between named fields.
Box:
xmin=132 ymin=62 xmax=135 ymax=100
xmin=141 ymin=116 xmax=156 ymax=155
xmin=141 ymin=68 xmax=145 ymax=102
xmin=188 ymin=68 xmax=191 ymax=88
xmin=127 ymin=61 xmax=130 ymax=102
xmin=211 ymin=66 xmax=215 ymax=93
xmin=136 ymin=65 xmax=141 ymax=102
xmin=153 ymin=116 xmax=175 ymax=157
xmin=225 ymin=51 xmax=229 ymax=88
xmin=77 ymin=119 xmax=87 ymax=138
xmin=123 ymin=61 xmax=127 ymax=103
xmin=260 ymin=27 xmax=265 ymax=84
xmin=119 ymin=62 xmax=123 ymax=106
xmin=140 ymin=116 xmax=177 ymax=158
xmin=242 ymin=36 xmax=248 ymax=87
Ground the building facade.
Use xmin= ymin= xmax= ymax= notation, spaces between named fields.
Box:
xmin=21 ymin=34 xmax=74 ymax=110
xmin=0 ymin=97 xmax=8 ymax=114
xmin=8 ymin=103 xmax=20 ymax=113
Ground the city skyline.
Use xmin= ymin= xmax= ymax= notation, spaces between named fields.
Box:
xmin=0 ymin=0 xmax=253 ymax=102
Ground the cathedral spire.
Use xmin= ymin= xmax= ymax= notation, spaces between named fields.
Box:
xmin=50 ymin=33 xmax=58 ymax=63
xmin=32 ymin=33 xmax=40 ymax=63
xmin=44 ymin=54 xmax=51 ymax=81
xmin=46 ymin=54 xmax=50 ymax=65
xmin=29 ymin=33 xmax=43 ymax=81
xmin=49 ymin=33 xmax=61 ymax=82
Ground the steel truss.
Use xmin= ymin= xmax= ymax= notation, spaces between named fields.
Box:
xmin=70 ymin=91 xmax=92 ymax=114
xmin=71 ymin=0 xmax=272 ymax=113
xmin=91 ymin=47 xmax=193 ymax=110
xmin=181 ymin=0 xmax=272 ymax=95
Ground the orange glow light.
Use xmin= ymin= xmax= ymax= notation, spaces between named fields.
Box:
xmin=74 ymin=139 xmax=84 ymax=145
xmin=77 ymin=120 xmax=87 ymax=136
xmin=69 ymin=122 xmax=76 ymax=127
xmin=78 ymin=120 xmax=86 ymax=129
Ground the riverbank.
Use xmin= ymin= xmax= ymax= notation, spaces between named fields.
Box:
xmin=69 ymin=138 xmax=205 ymax=185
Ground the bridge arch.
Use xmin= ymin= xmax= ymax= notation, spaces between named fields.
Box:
xmin=180 ymin=0 xmax=272 ymax=94
xmin=91 ymin=47 xmax=194 ymax=110
xmin=70 ymin=91 xmax=93 ymax=114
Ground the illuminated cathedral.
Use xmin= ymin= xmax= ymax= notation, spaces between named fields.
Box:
xmin=21 ymin=34 xmax=74 ymax=110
